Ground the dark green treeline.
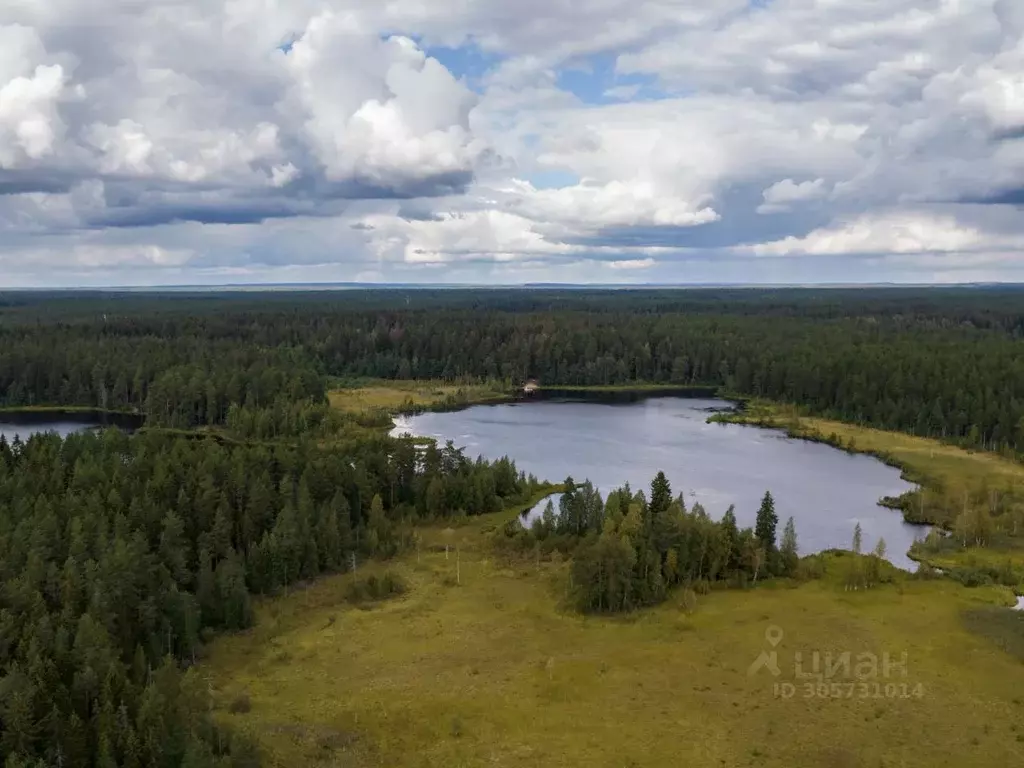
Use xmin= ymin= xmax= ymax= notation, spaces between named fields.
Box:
xmin=3 ymin=288 xmax=1024 ymax=451
xmin=499 ymin=472 xmax=798 ymax=613
xmin=0 ymin=427 xmax=534 ymax=767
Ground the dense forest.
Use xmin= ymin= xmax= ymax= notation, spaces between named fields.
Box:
xmin=2 ymin=286 xmax=1024 ymax=766
xmin=498 ymin=473 xmax=800 ymax=612
xmin=0 ymin=424 xmax=537 ymax=767
xmin=2 ymin=288 xmax=1024 ymax=451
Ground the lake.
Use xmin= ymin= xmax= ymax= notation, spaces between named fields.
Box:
xmin=392 ymin=398 xmax=926 ymax=570
xmin=0 ymin=411 xmax=140 ymax=442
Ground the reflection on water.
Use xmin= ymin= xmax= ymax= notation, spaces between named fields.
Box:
xmin=0 ymin=419 xmax=103 ymax=442
xmin=0 ymin=410 xmax=141 ymax=443
xmin=394 ymin=398 xmax=927 ymax=570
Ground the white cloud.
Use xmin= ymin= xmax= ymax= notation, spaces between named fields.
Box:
xmin=747 ymin=211 xmax=1023 ymax=257
xmin=360 ymin=208 xmax=579 ymax=265
xmin=0 ymin=5 xmax=486 ymax=198
xmin=603 ymin=84 xmax=642 ymax=101
xmin=758 ymin=178 xmax=828 ymax=214
xmin=0 ymin=242 xmax=194 ymax=272
xmin=2 ymin=0 xmax=1024 ymax=283
xmin=506 ymin=178 xmax=719 ymax=229
xmin=280 ymin=14 xmax=483 ymax=189
xmin=608 ymin=257 xmax=655 ymax=269
xmin=0 ymin=23 xmax=68 ymax=166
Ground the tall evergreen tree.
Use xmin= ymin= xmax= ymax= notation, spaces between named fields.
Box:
xmin=649 ymin=471 xmax=672 ymax=519
xmin=754 ymin=491 xmax=778 ymax=552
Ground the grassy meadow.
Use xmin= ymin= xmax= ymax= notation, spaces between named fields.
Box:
xmin=327 ymin=380 xmax=513 ymax=417
xmin=720 ymin=401 xmax=1024 ymax=503
xmin=206 ymin=505 xmax=1024 ymax=768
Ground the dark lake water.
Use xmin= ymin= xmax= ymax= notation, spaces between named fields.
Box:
xmin=0 ymin=414 xmax=127 ymax=442
xmin=392 ymin=398 xmax=926 ymax=570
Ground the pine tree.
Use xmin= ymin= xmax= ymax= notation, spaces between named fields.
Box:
xmin=211 ymin=503 xmax=233 ymax=560
xmin=649 ymin=471 xmax=672 ymax=518
xmin=159 ymin=510 xmax=189 ymax=587
xmin=721 ymin=505 xmax=740 ymax=572
xmin=754 ymin=491 xmax=778 ymax=552
xmin=846 ymin=523 xmax=865 ymax=590
xmin=366 ymin=494 xmax=390 ymax=556
xmin=333 ymin=492 xmax=354 ymax=555
xmin=316 ymin=503 xmax=343 ymax=571
xmin=780 ymin=516 xmax=799 ymax=576
xmin=215 ymin=549 xmax=252 ymax=630
xmin=196 ymin=547 xmax=218 ymax=628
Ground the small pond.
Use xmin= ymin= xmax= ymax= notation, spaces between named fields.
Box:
xmin=0 ymin=411 xmax=141 ymax=442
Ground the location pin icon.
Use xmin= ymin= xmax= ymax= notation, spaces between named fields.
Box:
xmin=765 ymin=625 xmax=784 ymax=648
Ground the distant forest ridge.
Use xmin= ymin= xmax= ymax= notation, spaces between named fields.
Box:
xmin=2 ymin=287 xmax=1024 ymax=451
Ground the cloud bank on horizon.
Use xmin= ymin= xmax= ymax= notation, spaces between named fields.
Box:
xmin=2 ymin=0 xmax=1024 ymax=286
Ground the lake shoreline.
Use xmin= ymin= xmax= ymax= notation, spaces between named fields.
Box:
xmin=0 ymin=408 xmax=144 ymax=436
xmin=393 ymin=396 xmax=923 ymax=570
xmin=709 ymin=402 xmax=932 ymax=526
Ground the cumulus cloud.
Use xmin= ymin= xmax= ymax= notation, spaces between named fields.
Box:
xmin=758 ymin=178 xmax=828 ymax=214
xmin=359 ymin=208 xmax=578 ymax=265
xmin=0 ymin=25 xmax=69 ymax=167
xmin=508 ymin=179 xmax=719 ymax=229
xmin=747 ymin=211 xmax=1024 ymax=258
xmin=0 ymin=2 xmax=486 ymax=232
xmin=2 ymin=0 xmax=1024 ymax=283
xmin=280 ymin=14 xmax=482 ymax=191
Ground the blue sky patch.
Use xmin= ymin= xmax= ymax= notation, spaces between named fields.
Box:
xmin=557 ymin=52 xmax=667 ymax=104
xmin=424 ymin=41 xmax=501 ymax=91
xmin=525 ymin=169 xmax=581 ymax=190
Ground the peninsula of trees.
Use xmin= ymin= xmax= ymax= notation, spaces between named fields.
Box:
xmin=500 ymin=473 xmax=798 ymax=613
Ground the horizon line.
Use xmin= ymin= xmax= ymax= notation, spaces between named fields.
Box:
xmin=3 ymin=281 xmax=1024 ymax=292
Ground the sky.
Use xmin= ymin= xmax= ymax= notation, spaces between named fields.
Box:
xmin=2 ymin=0 xmax=1024 ymax=287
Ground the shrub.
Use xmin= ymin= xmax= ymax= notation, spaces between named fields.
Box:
xmin=229 ymin=693 xmax=252 ymax=714
xmin=450 ymin=716 xmax=464 ymax=738
xmin=346 ymin=571 xmax=408 ymax=604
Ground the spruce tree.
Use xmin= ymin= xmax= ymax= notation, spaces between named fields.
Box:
xmin=721 ymin=505 xmax=740 ymax=571
xmin=754 ymin=491 xmax=778 ymax=551
xmin=649 ymin=471 xmax=672 ymax=518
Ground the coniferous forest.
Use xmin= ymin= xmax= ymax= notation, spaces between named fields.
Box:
xmin=498 ymin=473 xmax=797 ymax=613
xmin=0 ymin=425 xmax=535 ymax=767
xmin=3 ymin=287 xmax=1024 ymax=449
xmin=2 ymin=286 xmax=1024 ymax=766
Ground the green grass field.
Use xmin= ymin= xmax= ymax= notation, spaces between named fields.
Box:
xmin=206 ymin=506 xmax=1024 ymax=768
xmin=328 ymin=380 xmax=513 ymax=416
